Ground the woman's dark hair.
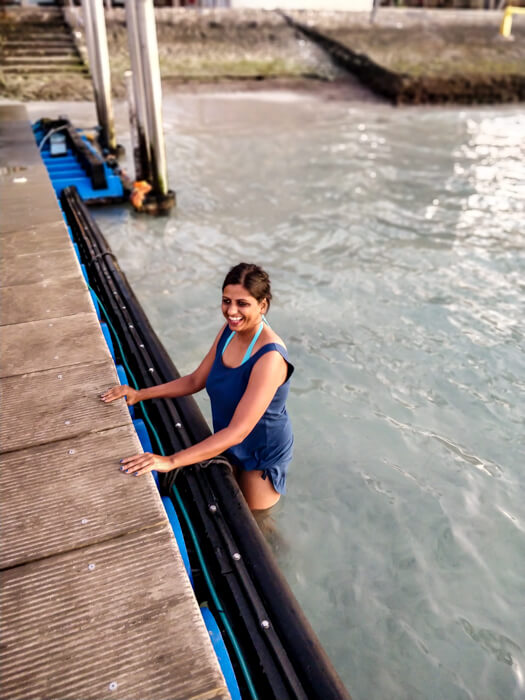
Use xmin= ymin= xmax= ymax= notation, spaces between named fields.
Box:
xmin=222 ymin=262 xmax=272 ymax=311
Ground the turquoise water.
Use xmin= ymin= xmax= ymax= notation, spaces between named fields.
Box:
xmin=90 ymin=92 xmax=524 ymax=700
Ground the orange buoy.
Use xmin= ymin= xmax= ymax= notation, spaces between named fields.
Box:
xmin=130 ymin=180 xmax=152 ymax=210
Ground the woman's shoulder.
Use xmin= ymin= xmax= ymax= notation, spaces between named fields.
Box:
xmin=252 ymin=326 xmax=294 ymax=382
xmin=207 ymin=323 xmax=229 ymax=355
xmin=261 ymin=325 xmax=287 ymax=352
xmin=214 ymin=323 xmax=229 ymax=343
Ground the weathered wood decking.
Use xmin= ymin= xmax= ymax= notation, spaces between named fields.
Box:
xmin=0 ymin=105 xmax=230 ymax=700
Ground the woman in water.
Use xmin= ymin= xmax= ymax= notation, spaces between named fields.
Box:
xmin=101 ymin=263 xmax=294 ymax=511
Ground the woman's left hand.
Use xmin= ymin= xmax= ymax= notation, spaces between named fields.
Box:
xmin=120 ymin=453 xmax=174 ymax=477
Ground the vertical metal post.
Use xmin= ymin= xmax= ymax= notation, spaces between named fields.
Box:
xmin=135 ymin=0 xmax=169 ymax=198
xmin=125 ymin=0 xmax=152 ymax=183
xmin=370 ymin=0 xmax=379 ymax=23
xmin=82 ymin=0 xmax=116 ymax=152
xmin=124 ymin=71 xmax=142 ymax=183
xmin=82 ymin=0 xmax=98 ymax=107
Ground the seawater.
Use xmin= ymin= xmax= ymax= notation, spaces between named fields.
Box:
xmin=50 ymin=92 xmax=524 ymax=700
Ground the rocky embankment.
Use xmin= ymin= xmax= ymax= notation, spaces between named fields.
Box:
xmin=1 ymin=7 xmax=524 ymax=104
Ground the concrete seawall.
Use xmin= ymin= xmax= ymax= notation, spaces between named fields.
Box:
xmin=0 ymin=7 xmax=521 ymax=103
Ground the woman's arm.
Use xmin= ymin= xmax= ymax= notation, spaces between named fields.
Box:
xmin=120 ymin=350 xmax=288 ymax=476
xmin=101 ymin=326 xmax=224 ymax=406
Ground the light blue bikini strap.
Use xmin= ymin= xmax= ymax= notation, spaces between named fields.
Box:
xmin=221 ymin=321 xmax=264 ymax=365
xmin=242 ymin=321 xmax=264 ymax=364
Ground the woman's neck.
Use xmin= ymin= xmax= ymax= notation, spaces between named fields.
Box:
xmin=234 ymin=319 xmax=263 ymax=342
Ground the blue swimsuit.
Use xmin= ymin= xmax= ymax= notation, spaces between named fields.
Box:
xmin=206 ymin=324 xmax=294 ymax=494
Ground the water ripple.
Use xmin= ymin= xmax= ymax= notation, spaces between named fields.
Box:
xmin=93 ymin=96 xmax=525 ymax=700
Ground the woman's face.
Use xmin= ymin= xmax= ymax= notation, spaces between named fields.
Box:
xmin=222 ymin=284 xmax=266 ymax=333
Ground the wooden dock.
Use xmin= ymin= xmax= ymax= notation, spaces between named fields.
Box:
xmin=0 ymin=104 xmax=230 ymax=700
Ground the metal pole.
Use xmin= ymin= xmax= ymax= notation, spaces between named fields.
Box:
xmin=124 ymin=70 xmax=142 ymax=183
xmin=82 ymin=0 xmax=99 ymax=112
xmin=83 ymin=0 xmax=116 ymax=152
xmin=124 ymin=0 xmax=152 ymax=183
xmin=370 ymin=0 xmax=379 ymax=24
xmin=135 ymin=0 xmax=169 ymax=198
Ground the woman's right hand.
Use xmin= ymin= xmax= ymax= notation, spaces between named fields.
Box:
xmin=100 ymin=385 xmax=141 ymax=406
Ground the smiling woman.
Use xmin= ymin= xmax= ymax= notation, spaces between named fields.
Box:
xmin=101 ymin=262 xmax=294 ymax=511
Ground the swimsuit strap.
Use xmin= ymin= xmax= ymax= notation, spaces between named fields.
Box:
xmin=242 ymin=321 xmax=264 ymax=364
xmin=221 ymin=321 xmax=264 ymax=365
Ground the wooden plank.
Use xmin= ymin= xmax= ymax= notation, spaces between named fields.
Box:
xmin=0 ymin=205 xmax=63 ymax=233
xmin=0 ymin=360 xmax=129 ymax=453
xmin=0 ymin=104 xmax=31 ymax=123
xmin=0 ymin=144 xmax=48 ymax=169
xmin=1 ymin=188 xmax=59 ymax=211
xmin=0 ymin=526 xmax=230 ymax=700
xmin=0 ymin=425 xmax=167 ymax=569
xmin=0 ymin=137 xmax=42 ymax=169
xmin=0 ymin=181 xmax=57 ymax=205
xmin=0 ymin=221 xmax=73 ymax=255
xmin=0 ymin=249 xmax=81 ymax=287
xmin=0 ymin=166 xmax=51 ymax=189
xmin=0 ymin=105 xmax=45 ymax=171
xmin=0 ymin=277 xmax=93 ymax=325
xmin=0 ymin=313 xmax=109 ymax=377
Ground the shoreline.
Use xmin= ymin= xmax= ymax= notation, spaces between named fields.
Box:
xmin=1 ymin=7 xmax=523 ymax=105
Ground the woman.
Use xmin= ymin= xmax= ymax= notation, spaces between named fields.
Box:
xmin=101 ymin=262 xmax=294 ymax=511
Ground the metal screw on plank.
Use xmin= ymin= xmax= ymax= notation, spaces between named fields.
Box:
xmin=65 ymin=420 xmax=71 ymax=425
xmin=209 ymin=505 xmax=217 ymax=513
xmin=81 ymin=518 xmax=88 ymax=525
xmin=129 ymin=324 xmax=134 ymax=329
xmin=57 ymin=374 xmax=63 ymax=379
xmin=261 ymin=620 xmax=270 ymax=629
xmin=88 ymin=563 xmax=96 ymax=571
xmin=109 ymin=682 xmax=118 ymax=691
xmin=68 ymin=449 xmax=75 ymax=455
xmin=148 ymin=368 xmax=154 ymax=373
xmin=139 ymin=344 xmax=145 ymax=348
xmin=233 ymin=552 xmax=241 ymax=561
xmin=175 ymin=422 xmax=182 ymax=429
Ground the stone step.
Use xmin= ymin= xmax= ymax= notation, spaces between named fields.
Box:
xmin=2 ymin=55 xmax=82 ymax=65
xmin=0 ymin=32 xmax=73 ymax=42
xmin=2 ymin=40 xmax=75 ymax=50
xmin=0 ymin=23 xmax=69 ymax=33
xmin=1 ymin=47 xmax=78 ymax=57
xmin=2 ymin=65 xmax=89 ymax=74
xmin=0 ymin=32 xmax=71 ymax=41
